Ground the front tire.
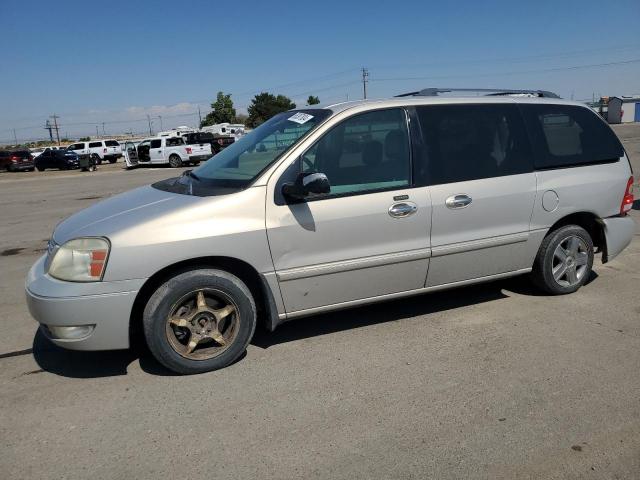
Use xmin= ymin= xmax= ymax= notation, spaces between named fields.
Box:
xmin=168 ymin=154 xmax=183 ymax=168
xmin=531 ymin=225 xmax=594 ymax=295
xmin=143 ymin=269 xmax=256 ymax=374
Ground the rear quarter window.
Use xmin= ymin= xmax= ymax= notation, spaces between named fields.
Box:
xmin=520 ymin=104 xmax=624 ymax=169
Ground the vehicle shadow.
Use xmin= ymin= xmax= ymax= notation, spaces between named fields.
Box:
xmin=32 ymin=273 xmax=595 ymax=377
xmin=252 ymin=280 xmax=510 ymax=349
xmin=632 ymin=199 xmax=640 ymax=210
xmin=31 ymin=329 xmax=175 ymax=378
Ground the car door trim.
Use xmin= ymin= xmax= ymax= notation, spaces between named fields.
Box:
xmin=431 ymin=231 xmax=529 ymax=258
xmin=276 ymin=248 xmax=432 ymax=282
xmin=282 ymin=267 xmax=532 ymax=320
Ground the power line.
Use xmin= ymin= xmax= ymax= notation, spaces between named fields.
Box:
xmin=371 ymin=58 xmax=640 ymax=82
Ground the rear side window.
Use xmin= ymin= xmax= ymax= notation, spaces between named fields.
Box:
xmin=165 ymin=137 xmax=183 ymax=146
xmin=415 ymin=104 xmax=532 ymax=185
xmin=150 ymin=139 xmax=162 ymax=148
xmin=104 ymin=140 xmax=119 ymax=147
xmin=89 ymin=142 xmax=102 ymax=148
xmin=520 ymin=104 xmax=624 ymax=169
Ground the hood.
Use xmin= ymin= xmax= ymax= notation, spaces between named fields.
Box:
xmin=52 ymin=185 xmax=202 ymax=244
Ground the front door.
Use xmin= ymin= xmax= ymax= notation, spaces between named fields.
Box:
xmin=267 ymin=108 xmax=431 ymax=315
xmin=123 ymin=141 xmax=139 ymax=167
xmin=413 ymin=103 xmax=537 ymax=287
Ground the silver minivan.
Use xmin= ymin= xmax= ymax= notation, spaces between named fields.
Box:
xmin=26 ymin=90 xmax=636 ymax=374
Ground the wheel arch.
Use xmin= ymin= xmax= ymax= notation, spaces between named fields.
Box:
xmin=545 ymin=211 xmax=605 ymax=254
xmin=129 ymin=256 xmax=280 ymax=349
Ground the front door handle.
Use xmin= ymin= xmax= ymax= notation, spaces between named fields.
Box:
xmin=445 ymin=194 xmax=472 ymax=209
xmin=388 ymin=202 xmax=418 ymax=218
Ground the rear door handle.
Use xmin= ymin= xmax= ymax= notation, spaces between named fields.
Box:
xmin=445 ymin=194 xmax=472 ymax=209
xmin=388 ymin=202 xmax=418 ymax=218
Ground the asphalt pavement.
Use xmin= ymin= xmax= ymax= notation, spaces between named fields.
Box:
xmin=1 ymin=126 xmax=639 ymax=479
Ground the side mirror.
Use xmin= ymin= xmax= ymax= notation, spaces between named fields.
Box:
xmin=282 ymin=172 xmax=331 ymax=201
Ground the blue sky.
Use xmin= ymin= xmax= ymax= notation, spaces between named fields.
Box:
xmin=1 ymin=0 xmax=639 ymax=142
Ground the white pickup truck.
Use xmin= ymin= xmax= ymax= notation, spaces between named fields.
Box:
xmin=122 ymin=136 xmax=211 ymax=168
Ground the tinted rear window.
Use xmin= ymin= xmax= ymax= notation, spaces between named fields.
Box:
xmin=520 ymin=104 xmax=624 ymax=169
xmin=104 ymin=140 xmax=119 ymax=146
xmin=89 ymin=142 xmax=102 ymax=148
xmin=415 ymin=104 xmax=532 ymax=185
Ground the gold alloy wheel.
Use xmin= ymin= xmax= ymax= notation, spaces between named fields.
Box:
xmin=165 ymin=289 xmax=239 ymax=360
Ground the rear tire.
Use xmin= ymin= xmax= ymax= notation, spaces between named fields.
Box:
xmin=108 ymin=158 xmax=117 ymax=164
xmin=168 ymin=154 xmax=183 ymax=168
xmin=36 ymin=166 xmax=44 ymax=171
xmin=143 ymin=269 xmax=256 ymax=375
xmin=531 ymin=225 xmax=594 ymax=295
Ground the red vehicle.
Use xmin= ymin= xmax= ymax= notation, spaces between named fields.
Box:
xmin=0 ymin=150 xmax=35 ymax=172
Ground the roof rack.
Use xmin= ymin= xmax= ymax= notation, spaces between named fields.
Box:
xmin=395 ymin=88 xmax=561 ymax=99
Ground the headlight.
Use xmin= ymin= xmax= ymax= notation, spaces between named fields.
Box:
xmin=48 ymin=237 xmax=110 ymax=282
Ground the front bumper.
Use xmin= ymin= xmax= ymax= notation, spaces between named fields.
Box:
xmin=25 ymin=255 xmax=146 ymax=351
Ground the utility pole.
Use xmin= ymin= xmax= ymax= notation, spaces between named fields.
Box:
xmin=96 ymin=126 xmax=99 ymax=138
xmin=45 ymin=120 xmax=53 ymax=141
xmin=50 ymin=114 xmax=61 ymax=145
xmin=12 ymin=129 xmax=18 ymax=146
xmin=147 ymin=115 xmax=153 ymax=135
xmin=102 ymin=122 xmax=106 ymax=136
xmin=157 ymin=115 xmax=163 ymax=131
xmin=198 ymin=106 xmax=202 ymax=126
xmin=361 ymin=67 xmax=369 ymax=100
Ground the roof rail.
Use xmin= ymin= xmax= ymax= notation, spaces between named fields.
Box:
xmin=395 ymin=88 xmax=561 ymax=99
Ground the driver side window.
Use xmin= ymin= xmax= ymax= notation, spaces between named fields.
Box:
xmin=302 ymin=108 xmax=411 ymax=196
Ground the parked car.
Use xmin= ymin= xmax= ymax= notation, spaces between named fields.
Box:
xmin=34 ymin=149 xmax=80 ymax=170
xmin=26 ymin=90 xmax=635 ymax=375
xmin=30 ymin=147 xmax=46 ymax=158
xmin=183 ymin=131 xmax=234 ymax=155
xmin=66 ymin=140 xmax=121 ymax=164
xmin=123 ymin=136 xmax=211 ymax=168
xmin=0 ymin=150 xmax=35 ymax=171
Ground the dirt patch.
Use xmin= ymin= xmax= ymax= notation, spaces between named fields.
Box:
xmin=1 ymin=247 xmax=25 ymax=256
xmin=75 ymin=195 xmax=103 ymax=200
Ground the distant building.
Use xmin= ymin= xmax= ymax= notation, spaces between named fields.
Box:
xmin=606 ymin=96 xmax=640 ymax=124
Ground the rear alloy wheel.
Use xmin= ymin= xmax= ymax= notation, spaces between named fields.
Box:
xmin=168 ymin=154 xmax=183 ymax=168
xmin=532 ymin=225 xmax=594 ymax=295
xmin=143 ymin=269 xmax=256 ymax=374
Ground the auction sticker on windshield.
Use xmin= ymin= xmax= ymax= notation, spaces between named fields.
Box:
xmin=288 ymin=112 xmax=314 ymax=124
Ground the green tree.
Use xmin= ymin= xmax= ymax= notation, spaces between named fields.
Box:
xmin=234 ymin=113 xmax=249 ymax=126
xmin=306 ymin=95 xmax=320 ymax=105
xmin=201 ymin=91 xmax=236 ymax=127
xmin=246 ymin=92 xmax=296 ymax=128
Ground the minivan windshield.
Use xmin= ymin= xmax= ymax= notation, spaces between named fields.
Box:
xmin=190 ymin=109 xmax=331 ymax=188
